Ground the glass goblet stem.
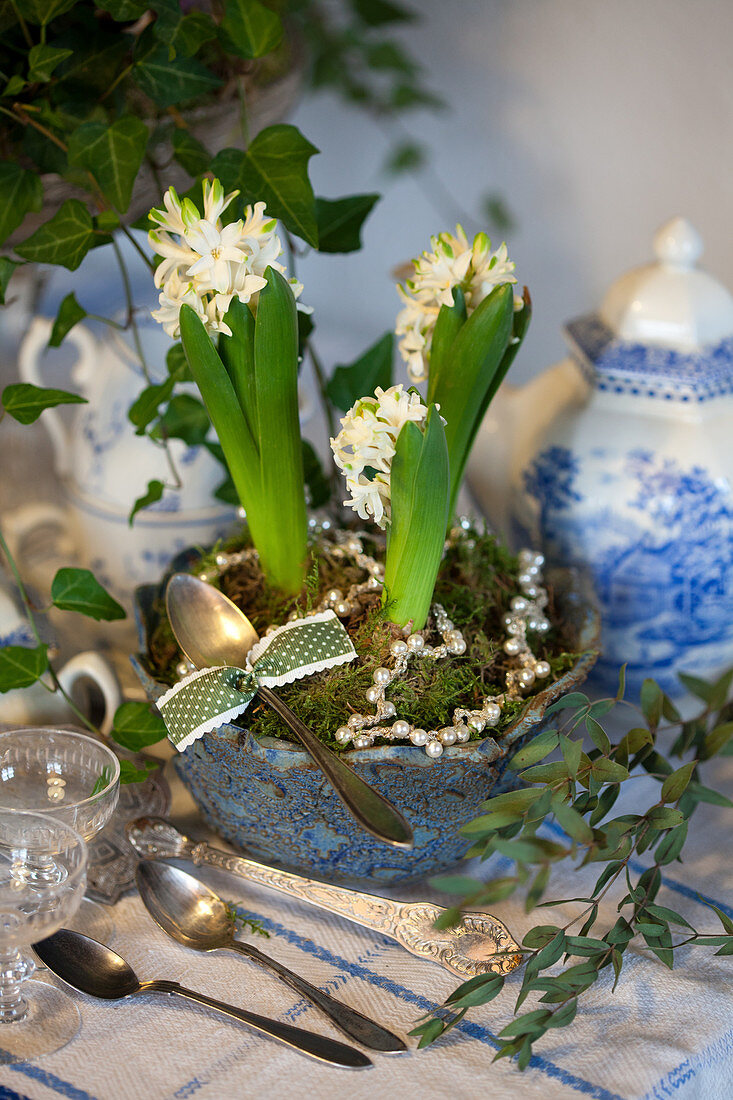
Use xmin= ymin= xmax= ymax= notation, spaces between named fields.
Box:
xmin=0 ymin=948 xmax=35 ymax=1024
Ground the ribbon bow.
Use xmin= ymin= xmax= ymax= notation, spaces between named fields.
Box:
xmin=158 ymin=610 xmax=357 ymax=751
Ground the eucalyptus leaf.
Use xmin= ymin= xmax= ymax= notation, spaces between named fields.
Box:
xmin=51 ymin=568 xmax=125 ymax=621
xmin=0 ymin=644 xmax=49 ymax=692
xmin=2 ymin=383 xmax=86 ymax=424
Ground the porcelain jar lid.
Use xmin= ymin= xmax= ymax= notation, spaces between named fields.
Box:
xmin=564 ymin=217 xmax=733 ymax=403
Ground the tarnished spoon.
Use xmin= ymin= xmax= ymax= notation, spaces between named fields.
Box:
xmin=34 ymin=928 xmax=372 ymax=1069
xmin=165 ymin=573 xmax=413 ymax=850
xmin=136 ymin=860 xmax=406 ymax=1052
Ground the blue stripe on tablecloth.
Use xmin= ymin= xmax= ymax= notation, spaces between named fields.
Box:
xmin=6 ymin=1064 xmax=99 ymax=1100
xmin=229 ymin=904 xmax=628 ymax=1100
xmin=0 ymin=1084 xmax=32 ymax=1100
xmin=644 ymin=1026 xmax=733 ymax=1098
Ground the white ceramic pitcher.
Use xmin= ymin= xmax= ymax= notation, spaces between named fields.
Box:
xmin=9 ymin=318 xmax=236 ymax=606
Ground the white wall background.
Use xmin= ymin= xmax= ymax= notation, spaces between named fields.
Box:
xmin=289 ymin=0 xmax=733 ymax=382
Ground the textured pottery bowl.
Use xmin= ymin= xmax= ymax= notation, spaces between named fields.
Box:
xmin=133 ymin=568 xmax=599 ymax=887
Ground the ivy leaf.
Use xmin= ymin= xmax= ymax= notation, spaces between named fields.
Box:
xmin=219 ymin=0 xmax=283 ymax=59
xmin=128 ymin=377 xmax=177 ymax=434
xmin=16 ymin=200 xmax=95 ymax=271
xmin=22 ymin=0 xmax=78 ymax=23
xmin=129 ymin=479 xmax=165 ymax=524
xmin=326 ymin=332 xmax=393 ymax=412
xmin=28 ymin=44 xmax=73 ymax=82
xmin=2 ymin=383 xmax=86 ymax=424
xmin=353 ymin=0 xmax=417 ymax=25
xmin=0 ymin=163 xmax=43 ymax=246
xmin=157 ymin=394 xmax=210 ymax=445
xmin=383 ymin=140 xmax=426 ymax=176
xmin=51 ymin=568 xmax=126 ymax=622
xmin=68 ymin=117 xmax=148 ymax=213
xmin=214 ymin=125 xmax=319 ymax=247
xmin=0 ymin=259 xmax=20 ymax=305
xmin=314 ymin=193 xmax=380 ymax=253
xmin=119 ymin=759 xmax=159 ymax=785
xmin=172 ymin=129 xmax=210 ymax=177
xmin=153 ymin=8 xmax=216 ymax=57
xmin=135 ymin=46 xmax=222 ymax=109
xmin=0 ymin=643 xmax=49 ymax=692
xmin=661 ymin=761 xmax=696 ymax=803
xmin=98 ymin=1 xmax=148 ymax=18
xmin=302 ymin=440 xmax=330 ymax=509
xmin=112 ymin=701 xmax=167 ymax=752
xmin=49 ymin=293 xmax=87 ymax=347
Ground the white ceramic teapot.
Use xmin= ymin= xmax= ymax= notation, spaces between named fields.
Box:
xmin=8 ymin=318 xmax=236 ymax=606
xmin=468 ymin=217 xmax=733 ymax=698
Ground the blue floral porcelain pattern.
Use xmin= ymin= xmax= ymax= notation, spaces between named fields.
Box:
xmin=566 ymin=314 xmax=733 ymax=402
xmin=521 ymin=446 xmax=733 ymax=695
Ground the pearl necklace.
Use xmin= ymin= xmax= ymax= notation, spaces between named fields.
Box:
xmin=184 ymin=520 xmax=553 ymax=760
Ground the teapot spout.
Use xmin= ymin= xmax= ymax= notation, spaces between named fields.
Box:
xmin=467 ymin=359 xmax=583 ymax=538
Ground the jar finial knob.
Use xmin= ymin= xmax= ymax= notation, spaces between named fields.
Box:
xmin=653 ymin=216 xmax=703 ymax=269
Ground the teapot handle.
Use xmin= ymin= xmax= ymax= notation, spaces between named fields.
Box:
xmin=17 ymin=317 xmax=97 ymax=479
xmin=56 ymin=652 xmax=122 ymax=738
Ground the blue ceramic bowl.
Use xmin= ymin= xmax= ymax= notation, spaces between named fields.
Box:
xmin=133 ymin=568 xmax=599 ymax=887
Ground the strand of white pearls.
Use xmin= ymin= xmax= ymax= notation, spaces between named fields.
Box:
xmin=176 ymin=522 xmax=553 ymax=760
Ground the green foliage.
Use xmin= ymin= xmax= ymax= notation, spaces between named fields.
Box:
xmin=112 ymin=701 xmax=168 ymax=752
xmin=15 ymin=200 xmax=95 ymax=271
xmin=68 ymin=117 xmax=148 ymax=212
xmin=129 ymin=479 xmax=165 ymax=524
xmin=49 ymin=293 xmax=87 ymax=347
xmin=51 ymin=567 xmax=126 ymax=621
xmin=326 ymin=332 xmax=393 ymax=412
xmin=413 ymin=668 xmax=733 ymax=1064
xmin=383 ymin=405 xmax=450 ymax=628
xmin=0 ymin=643 xmax=49 ymax=691
xmin=314 ymin=194 xmax=380 ymax=253
xmin=0 ymin=164 xmax=43 ymax=246
xmin=2 ymin=382 xmax=86 ymax=424
xmin=219 ymin=0 xmax=284 ymax=60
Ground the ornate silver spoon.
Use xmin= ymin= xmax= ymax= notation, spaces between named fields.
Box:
xmin=127 ymin=817 xmax=522 ymax=980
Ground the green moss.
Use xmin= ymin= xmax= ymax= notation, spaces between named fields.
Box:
xmin=146 ymin=526 xmax=580 ymax=748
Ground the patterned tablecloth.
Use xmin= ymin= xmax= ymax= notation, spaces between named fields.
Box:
xmin=1 ymin=754 xmax=732 ymax=1100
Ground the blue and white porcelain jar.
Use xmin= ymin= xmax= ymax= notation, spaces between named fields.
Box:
xmin=469 ymin=217 xmax=733 ymax=697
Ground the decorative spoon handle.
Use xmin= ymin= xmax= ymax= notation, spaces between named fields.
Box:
xmin=256 ymin=686 xmax=414 ymax=850
xmin=227 ymin=940 xmax=405 ymax=1052
xmin=144 ymin=980 xmax=371 ymax=1068
xmin=188 ymin=839 xmax=522 ymax=979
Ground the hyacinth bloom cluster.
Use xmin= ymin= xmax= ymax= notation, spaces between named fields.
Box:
xmin=149 ymin=180 xmax=303 ymax=338
xmin=395 ymin=226 xmax=518 ymax=383
xmin=330 ymin=385 xmax=430 ymax=528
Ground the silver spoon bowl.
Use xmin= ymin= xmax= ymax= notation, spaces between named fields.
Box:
xmin=136 ymin=860 xmax=406 ymax=1052
xmin=33 ymin=928 xmax=372 ymax=1069
xmin=165 ymin=573 xmax=413 ymax=850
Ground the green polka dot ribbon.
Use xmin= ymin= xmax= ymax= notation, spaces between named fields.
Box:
xmin=158 ymin=610 xmax=357 ymax=751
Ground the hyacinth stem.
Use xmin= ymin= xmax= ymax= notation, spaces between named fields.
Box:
xmin=383 ymin=406 xmax=449 ymax=629
xmin=179 ymin=269 xmax=308 ymax=595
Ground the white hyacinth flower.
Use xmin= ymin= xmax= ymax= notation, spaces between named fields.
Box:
xmin=148 ymin=182 xmax=305 ymax=338
xmin=395 ymin=225 xmax=519 ymax=383
xmin=330 ymin=384 xmax=429 ymax=529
